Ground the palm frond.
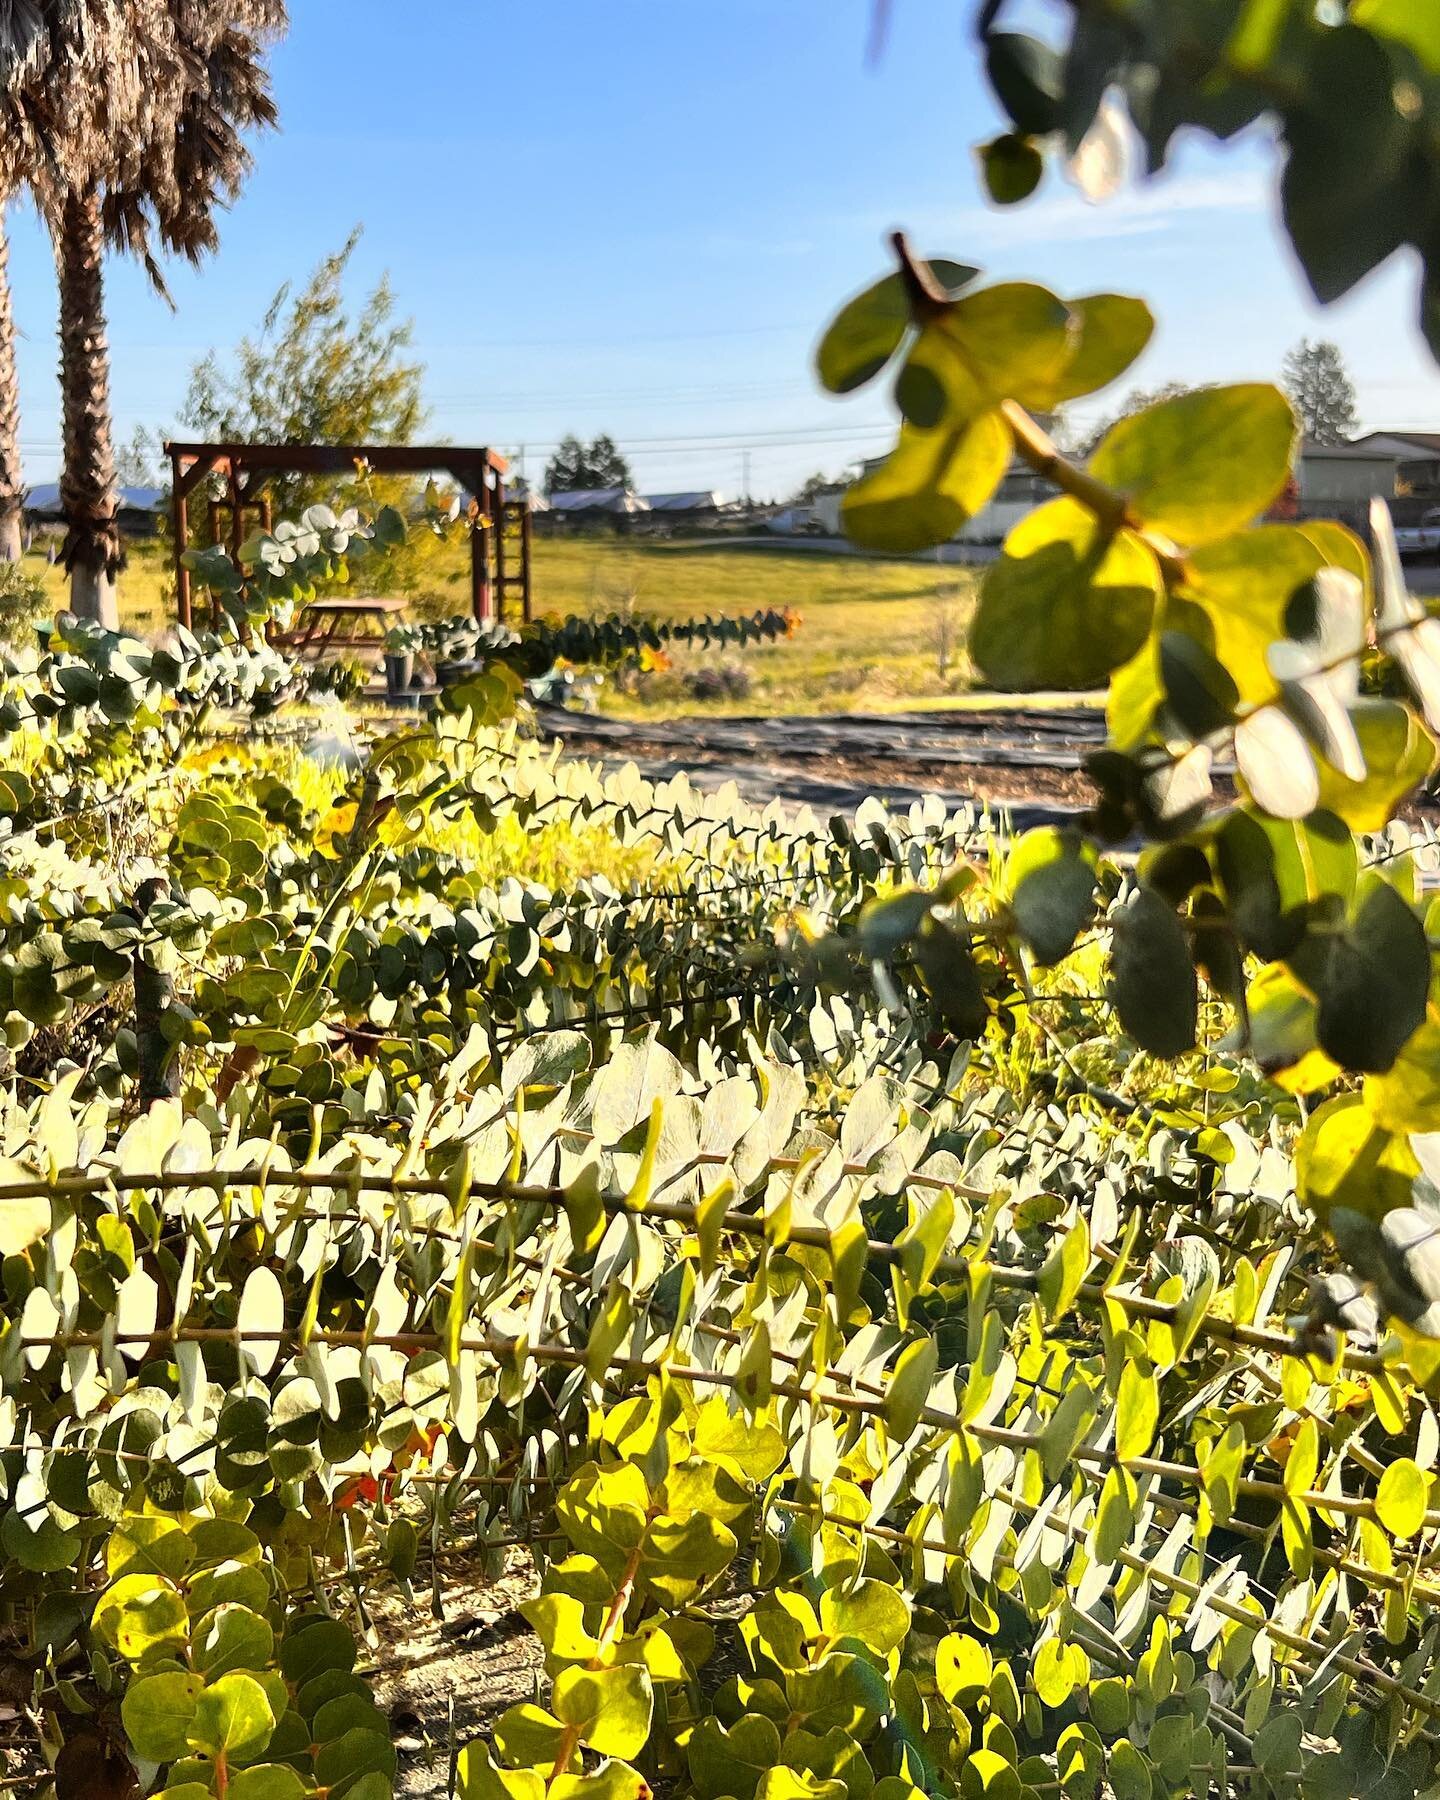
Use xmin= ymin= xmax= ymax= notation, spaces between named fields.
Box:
xmin=0 ymin=0 xmax=286 ymax=256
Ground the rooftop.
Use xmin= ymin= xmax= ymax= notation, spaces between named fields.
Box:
xmin=26 ymin=483 xmax=167 ymax=513
xmin=1350 ymin=431 xmax=1440 ymax=455
xmin=645 ymin=490 xmax=724 ymax=512
xmin=545 ymin=486 xmax=649 ymax=514
xmin=1300 ymin=440 xmax=1399 ymax=460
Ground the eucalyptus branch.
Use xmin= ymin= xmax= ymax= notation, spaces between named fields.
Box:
xmin=0 ymin=1158 xmax=1385 ymax=1375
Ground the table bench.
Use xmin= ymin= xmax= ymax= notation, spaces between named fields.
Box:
xmin=278 ymin=596 xmax=408 ymax=660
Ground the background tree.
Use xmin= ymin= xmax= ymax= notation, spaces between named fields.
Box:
xmin=0 ymin=14 xmax=86 ymax=572
xmin=585 ymin=433 xmax=631 ymax=489
xmin=543 ymin=434 xmax=585 ymax=493
xmin=1283 ymin=337 xmax=1360 ymax=445
xmin=180 ymin=227 xmax=424 ymax=516
xmin=789 ymin=471 xmax=839 ymax=503
xmin=0 ymin=12 xmax=82 ymax=569
xmin=114 ymin=423 xmax=160 ymax=490
xmin=544 ymin=432 xmax=634 ymax=493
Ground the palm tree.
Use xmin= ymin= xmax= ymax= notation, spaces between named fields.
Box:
xmin=0 ymin=2 xmax=285 ymax=622
xmin=0 ymin=3 xmax=127 ymax=582
xmin=62 ymin=7 xmax=284 ymax=624
xmin=0 ymin=209 xmax=25 ymax=562
xmin=55 ymin=183 xmax=115 ymax=614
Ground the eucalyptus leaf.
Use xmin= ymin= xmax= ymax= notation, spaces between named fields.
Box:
xmin=971 ymin=497 xmax=1159 ymax=690
xmin=1111 ymin=888 xmax=1197 ymax=1055
xmin=1090 ymin=385 xmax=1296 ymax=546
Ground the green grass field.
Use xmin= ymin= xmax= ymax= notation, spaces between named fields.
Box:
xmin=528 ymin=538 xmax=982 ymax=715
xmin=53 ymin=531 xmax=988 ymax=716
xmin=30 ymin=540 xmax=173 ymax=634
xmin=370 ymin=531 xmax=984 ymax=715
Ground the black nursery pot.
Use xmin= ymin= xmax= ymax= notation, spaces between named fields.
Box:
xmin=384 ymin=651 xmax=414 ymax=697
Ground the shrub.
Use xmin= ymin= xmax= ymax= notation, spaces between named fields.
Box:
xmin=307 ymin=656 xmax=367 ymax=702
xmin=683 ymin=658 xmax=751 ymax=701
xmin=0 ymin=559 xmax=51 ymax=648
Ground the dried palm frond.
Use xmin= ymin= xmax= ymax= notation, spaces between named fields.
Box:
xmin=0 ymin=1 xmax=285 ymax=248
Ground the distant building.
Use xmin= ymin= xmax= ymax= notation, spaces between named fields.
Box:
xmin=506 ymin=477 xmax=549 ymax=512
xmin=1296 ymin=441 xmax=1399 ymax=514
xmin=536 ymin=486 xmax=649 ymax=534
xmin=803 ymin=488 xmax=847 ymax=536
xmin=635 ymin=490 xmax=735 ymax=534
xmin=644 ymin=490 xmax=724 ymax=518
xmin=532 ymin=486 xmax=651 ymax=532
xmin=807 ymin=460 xmax=1046 ymax=546
xmin=767 ymin=504 xmax=825 ymax=536
xmin=25 ymin=482 xmax=166 ymax=538
xmin=984 ymin=464 xmax=1053 ymax=538
xmin=1348 ymin=432 xmax=1440 ymax=496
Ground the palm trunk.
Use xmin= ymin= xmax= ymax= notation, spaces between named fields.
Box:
xmin=56 ymin=187 xmax=120 ymax=627
xmin=0 ymin=209 xmax=23 ymax=564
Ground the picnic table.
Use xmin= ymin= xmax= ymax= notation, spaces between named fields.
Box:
xmin=279 ymin=596 xmax=407 ymax=659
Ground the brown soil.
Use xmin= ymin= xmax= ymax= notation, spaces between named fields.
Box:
xmin=370 ymin=1552 xmax=542 ymax=1799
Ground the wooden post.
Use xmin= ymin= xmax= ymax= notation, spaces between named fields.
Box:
xmin=229 ymin=468 xmax=247 ymax=562
xmin=494 ymin=465 xmax=507 ymax=622
xmin=469 ymin=514 xmax=486 ymax=622
xmin=171 ymin=450 xmax=191 ymax=631
xmin=521 ymin=501 xmax=534 ymax=623
xmin=469 ymin=459 xmax=493 ymax=623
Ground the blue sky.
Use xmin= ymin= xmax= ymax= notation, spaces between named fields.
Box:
xmin=9 ymin=0 xmax=1440 ymax=499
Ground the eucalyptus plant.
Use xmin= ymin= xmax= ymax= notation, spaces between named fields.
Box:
xmin=967 ymin=0 xmax=1440 ymax=354
xmin=816 ymin=234 xmax=1440 ymax=1346
xmin=8 ymin=451 xmax=1440 ymax=1800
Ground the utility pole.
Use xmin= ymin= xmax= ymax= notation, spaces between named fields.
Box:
xmin=741 ymin=448 xmax=751 ymax=510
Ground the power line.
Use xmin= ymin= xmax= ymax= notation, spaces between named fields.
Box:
xmin=492 ymin=422 xmax=894 ymax=451
xmin=13 ymin=429 xmax=893 ymax=459
xmin=402 ymin=320 xmax=820 ymax=352
xmin=421 ymin=378 xmax=818 ymax=408
xmin=426 ymin=390 xmax=820 ymax=416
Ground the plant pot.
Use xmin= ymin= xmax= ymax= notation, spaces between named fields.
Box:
xmin=384 ymin=651 xmax=414 ymax=697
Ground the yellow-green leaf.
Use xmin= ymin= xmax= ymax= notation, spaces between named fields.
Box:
xmin=842 ymin=410 xmax=1011 ymax=553
xmin=971 ymin=497 xmax=1160 ymax=691
xmin=1296 ymin=1092 xmax=1419 ymax=1224
xmin=1090 ymin=384 xmax=1296 ymax=547
xmin=1033 ymin=293 xmax=1154 ymax=407
xmin=1037 ymin=1217 xmax=1091 ymax=1323
xmin=1314 ymin=699 xmax=1436 ymax=833
xmin=1181 ymin=525 xmax=1333 ymax=705
xmin=1375 ymin=1457 xmax=1429 ymax=1538
xmin=884 ymin=1335 xmax=939 ymax=1444
xmin=1115 ymin=1362 xmax=1160 ymax=1463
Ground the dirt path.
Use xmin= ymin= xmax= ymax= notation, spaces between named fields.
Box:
xmin=537 ymin=702 xmax=1440 ymax=844
xmin=535 ymin=703 xmax=1115 ymax=825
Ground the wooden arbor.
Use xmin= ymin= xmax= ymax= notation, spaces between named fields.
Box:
xmin=163 ymin=442 xmax=533 ymax=630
